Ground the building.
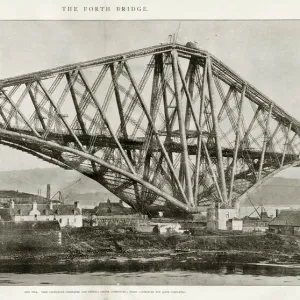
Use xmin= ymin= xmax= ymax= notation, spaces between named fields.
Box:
xmin=149 ymin=218 xmax=186 ymax=234
xmin=227 ymin=217 xmax=243 ymax=231
xmin=8 ymin=200 xmax=83 ymax=227
xmin=242 ymin=216 xmax=271 ymax=232
xmin=86 ymin=199 xmax=144 ymax=228
xmin=207 ymin=204 xmax=238 ymax=230
xmin=269 ymin=210 xmax=300 ymax=235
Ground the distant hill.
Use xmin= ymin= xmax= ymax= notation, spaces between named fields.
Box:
xmin=0 ymin=167 xmax=300 ymax=208
xmin=241 ymin=177 xmax=300 ymax=207
xmin=0 ymin=167 xmax=118 ymax=207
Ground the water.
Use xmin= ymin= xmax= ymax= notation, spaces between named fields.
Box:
xmin=2 ymin=261 xmax=300 ymax=285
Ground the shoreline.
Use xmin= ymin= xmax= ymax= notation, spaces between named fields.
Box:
xmin=2 ymin=228 xmax=300 ymax=274
xmin=0 ymin=248 xmax=299 ymax=275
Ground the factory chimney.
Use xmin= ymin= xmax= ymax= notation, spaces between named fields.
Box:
xmin=46 ymin=184 xmax=51 ymax=201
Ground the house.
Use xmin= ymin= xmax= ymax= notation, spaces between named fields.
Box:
xmin=269 ymin=210 xmax=300 ymax=235
xmin=8 ymin=200 xmax=83 ymax=227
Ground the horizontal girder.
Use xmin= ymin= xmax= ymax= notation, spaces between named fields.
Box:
xmin=1 ymin=128 xmax=297 ymax=162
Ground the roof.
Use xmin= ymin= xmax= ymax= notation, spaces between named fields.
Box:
xmin=92 ymin=201 xmax=135 ymax=216
xmin=82 ymin=208 xmax=94 ymax=216
xmin=269 ymin=210 xmax=300 ymax=227
xmin=10 ymin=203 xmax=81 ymax=216
xmin=0 ymin=220 xmax=61 ymax=232
xmin=243 ymin=216 xmax=260 ymax=220
xmin=52 ymin=204 xmax=81 ymax=215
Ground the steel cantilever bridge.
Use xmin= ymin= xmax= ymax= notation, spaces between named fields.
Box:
xmin=0 ymin=42 xmax=299 ymax=213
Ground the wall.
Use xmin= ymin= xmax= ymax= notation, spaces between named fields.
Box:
xmin=55 ymin=215 xmax=82 ymax=227
xmin=149 ymin=222 xmax=185 ymax=234
xmin=243 ymin=226 xmax=268 ymax=232
xmin=15 ymin=215 xmax=55 ymax=222
xmin=269 ymin=225 xmax=294 ymax=235
xmin=243 ymin=220 xmax=270 ymax=232
xmin=91 ymin=214 xmax=144 ymax=227
xmin=14 ymin=215 xmax=83 ymax=227
xmin=231 ymin=220 xmax=243 ymax=231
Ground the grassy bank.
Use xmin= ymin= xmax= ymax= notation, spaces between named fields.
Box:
xmin=1 ymin=227 xmax=300 ymax=267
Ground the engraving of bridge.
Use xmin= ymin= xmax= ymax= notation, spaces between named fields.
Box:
xmin=0 ymin=43 xmax=299 ymax=213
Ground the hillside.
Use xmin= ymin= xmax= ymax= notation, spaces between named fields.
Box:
xmin=240 ymin=177 xmax=300 ymax=207
xmin=0 ymin=168 xmax=119 ymax=207
xmin=0 ymin=167 xmax=300 ymax=208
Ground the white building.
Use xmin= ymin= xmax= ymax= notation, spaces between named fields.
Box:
xmin=207 ymin=205 xmax=238 ymax=230
xmin=9 ymin=200 xmax=83 ymax=227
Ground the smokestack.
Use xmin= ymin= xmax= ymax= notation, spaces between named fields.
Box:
xmin=10 ymin=200 xmax=14 ymax=209
xmin=47 ymin=184 xmax=51 ymax=201
xmin=32 ymin=201 xmax=38 ymax=211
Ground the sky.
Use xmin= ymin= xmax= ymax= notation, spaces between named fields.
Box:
xmin=0 ymin=20 xmax=300 ymax=178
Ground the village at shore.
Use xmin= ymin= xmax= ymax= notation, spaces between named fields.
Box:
xmin=1 ymin=185 xmax=300 ymax=271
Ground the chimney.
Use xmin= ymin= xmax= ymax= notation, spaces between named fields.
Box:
xmin=107 ymin=199 xmax=111 ymax=205
xmin=10 ymin=199 xmax=14 ymax=209
xmin=49 ymin=200 xmax=53 ymax=210
xmin=46 ymin=184 xmax=51 ymax=201
xmin=32 ymin=201 xmax=37 ymax=211
xmin=74 ymin=201 xmax=79 ymax=210
xmin=276 ymin=209 xmax=280 ymax=217
xmin=119 ymin=199 xmax=123 ymax=206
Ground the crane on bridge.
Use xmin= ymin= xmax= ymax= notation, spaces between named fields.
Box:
xmin=50 ymin=178 xmax=82 ymax=204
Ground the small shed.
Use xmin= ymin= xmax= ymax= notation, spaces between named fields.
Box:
xmin=227 ymin=217 xmax=243 ymax=231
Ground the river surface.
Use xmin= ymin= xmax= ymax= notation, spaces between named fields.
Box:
xmin=2 ymin=262 xmax=300 ymax=285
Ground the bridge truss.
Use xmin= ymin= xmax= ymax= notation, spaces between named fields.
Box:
xmin=0 ymin=43 xmax=299 ymax=213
